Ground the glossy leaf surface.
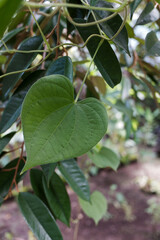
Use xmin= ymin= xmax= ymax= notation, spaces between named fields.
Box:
xmin=88 ymin=147 xmax=120 ymax=170
xmin=0 ymin=71 xmax=44 ymax=134
xmin=22 ymin=75 xmax=107 ymax=172
xmin=30 ymin=169 xmax=47 ymax=204
xmin=0 ymin=132 xmax=15 ymax=154
xmin=67 ymin=0 xmax=87 ymax=35
xmin=18 ymin=192 xmax=63 ymax=240
xmin=2 ymin=36 xmax=43 ymax=98
xmin=58 ymin=159 xmax=90 ymax=201
xmin=92 ymin=1 xmax=129 ymax=54
xmin=42 ymin=172 xmax=71 ymax=226
xmin=46 ymin=56 xmax=73 ymax=82
xmin=0 ymin=0 xmax=22 ymax=38
xmin=0 ymin=27 xmax=24 ymax=48
xmin=75 ymin=19 xmax=122 ymax=88
xmin=130 ymin=0 xmax=142 ymax=18
xmin=41 ymin=163 xmax=57 ymax=186
xmin=79 ymin=191 xmax=107 ymax=225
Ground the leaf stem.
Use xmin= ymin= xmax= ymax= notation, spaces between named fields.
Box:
xmin=28 ymin=5 xmax=51 ymax=52
xmin=24 ymin=0 xmax=130 ymax=13
xmin=66 ymin=11 xmax=118 ymax=27
xmin=0 ymin=53 xmax=51 ymax=79
xmin=75 ymin=39 xmax=104 ymax=103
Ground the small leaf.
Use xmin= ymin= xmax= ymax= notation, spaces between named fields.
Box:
xmin=135 ymin=2 xmax=159 ymax=26
xmin=101 ymin=97 xmax=132 ymax=118
xmin=0 ymin=0 xmax=22 ymax=38
xmin=88 ymin=147 xmax=120 ymax=170
xmin=89 ymin=76 xmax=106 ymax=95
xmin=130 ymin=0 xmax=142 ymax=19
xmin=30 ymin=169 xmax=48 ymax=204
xmin=67 ymin=0 xmax=88 ymax=35
xmin=0 ymin=70 xmax=45 ymax=134
xmin=58 ymin=159 xmax=90 ymax=201
xmin=0 ymin=27 xmax=24 ymax=48
xmin=21 ymin=75 xmax=107 ymax=172
xmin=41 ymin=163 xmax=57 ymax=186
xmin=42 ymin=172 xmax=71 ymax=226
xmin=0 ymin=158 xmax=25 ymax=199
xmin=46 ymin=56 xmax=73 ymax=82
xmin=2 ymin=36 xmax=43 ymax=98
xmin=92 ymin=1 xmax=129 ymax=54
xmin=145 ymin=31 xmax=160 ymax=56
xmin=18 ymin=192 xmax=63 ymax=240
xmin=75 ymin=19 xmax=122 ymax=87
xmin=0 ymin=132 xmax=16 ymax=154
xmin=79 ymin=191 xmax=107 ymax=225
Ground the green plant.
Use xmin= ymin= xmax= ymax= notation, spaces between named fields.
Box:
xmin=0 ymin=0 xmax=160 ymax=239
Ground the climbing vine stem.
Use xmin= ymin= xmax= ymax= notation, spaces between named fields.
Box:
xmin=75 ymin=39 xmax=104 ymax=103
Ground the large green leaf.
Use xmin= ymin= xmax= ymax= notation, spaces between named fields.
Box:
xmin=0 ymin=71 xmax=45 ymax=134
xmin=79 ymin=191 xmax=107 ymax=225
xmin=18 ymin=192 xmax=63 ymax=240
xmin=88 ymin=147 xmax=120 ymax=170
xmin=58 ymin=159 xmax=90 ymax=201
xmin=135 ymin=2 xmax=159 ymax=26
xmin=0 ymin=132 xmax=15 ymax=154
xmin=90 ymin=1 xmax=129 ymax=54
xmin=0 ymin=158 xmax=25 ymax=199
xmin=21 ymin=74 xmax=107 ymax=172
xmin=42 ymin=172 xmax=71 ymax=226
xmin=2 ymin=36 xmax=43 ymax=99
xmin=145 ymin=31 xmax=160 ymax=56
xmin=0 ymin=0 xmax=22 ymax=38
xmin=75 ymin=19 xmax=122 ymax=88
xmin=46 ymin=56 xmax=73 ymax=82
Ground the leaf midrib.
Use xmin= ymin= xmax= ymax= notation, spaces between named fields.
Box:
xmin=29 ymin=103 xmax=74 ymax=160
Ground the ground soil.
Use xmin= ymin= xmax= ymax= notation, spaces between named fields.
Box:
xmin=0 ymin=156 xmax=160 ymax=240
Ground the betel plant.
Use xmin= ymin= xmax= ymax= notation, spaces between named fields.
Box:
xmin=0 ymin=0 xmax=160 ymax=239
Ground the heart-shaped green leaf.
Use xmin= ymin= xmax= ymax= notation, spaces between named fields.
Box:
xmin=79 ymin=191 xmax=107 ymax=225
xmin=88 ymin=147 xmax=120 ymax=171
xmin=21 ymin=75 xmax=107 ymax=172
